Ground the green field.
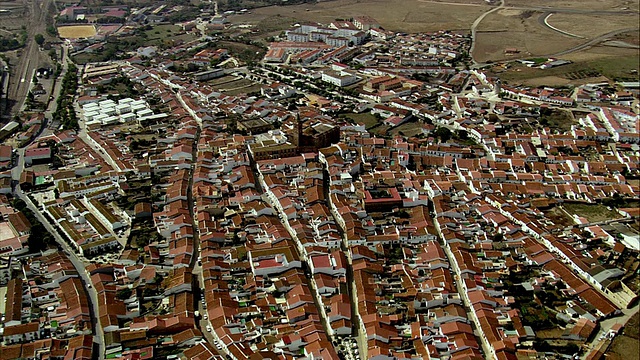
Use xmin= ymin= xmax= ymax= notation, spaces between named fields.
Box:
xmin=144 ymin=24 xmax=199 ymax=45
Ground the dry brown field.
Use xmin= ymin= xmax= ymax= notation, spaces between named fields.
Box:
xmin=545 ymin=13 xmax=640 ymax=38
xmin=228 ymin=0 xmax=491 ymax=33
xmin=504 ymin=0 xmax=638 ymax=12
xmin=57 ymin=25 xmax=97 ymax=39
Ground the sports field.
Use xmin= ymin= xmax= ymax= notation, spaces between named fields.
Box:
xmin=57 ymin=25 xmax=97 ymax=39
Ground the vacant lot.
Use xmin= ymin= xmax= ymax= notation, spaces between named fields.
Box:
xmin=57 ymin=25 xmax=97 ymax=39
xmin=144 ymin=24 xmax=199 ymax=45
xmin=563 ymin=203 xmax=622 ymax=223
xmin=540 ymin=109 xmax=575 ymax=133
xmin=228 ymin=0 xmax=491 ymax=33
xmin=216 ymin=78 xmax=261 ymax=95
xmin=544 ymin=207 xmax=574 ymax=227
xmin=607 ymin=313 xmax=640 ymax=360
xmin=339 ymin=112 xmax=380 ymax=129
xmin=390 ymin=121 xmax=424 ymax=138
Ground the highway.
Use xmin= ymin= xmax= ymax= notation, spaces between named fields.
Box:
xmin=550 ymin=27 xmax=640 ymax=57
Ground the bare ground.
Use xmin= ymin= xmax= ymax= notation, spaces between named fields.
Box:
xmin=228 ymin=0 xmax=491 ymax=33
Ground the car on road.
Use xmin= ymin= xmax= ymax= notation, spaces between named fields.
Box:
xmin=206 ymin=325 xmax=212 ymax=332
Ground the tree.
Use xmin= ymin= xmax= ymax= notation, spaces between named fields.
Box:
xmin=34 ymin=34 xmax=45 ymax=46
xmin=434 ymin=127 xmax=452 ymax=142
xmin=117 ymin=288 xmax=133 ymax=300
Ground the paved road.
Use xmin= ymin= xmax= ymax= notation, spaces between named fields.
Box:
xmin=436 ymin=219 xmax=497 ymax=360
xmin=11 ymin=45 xmax=70 ymax=181
xmin=469 ymin=0 xmax=505 ymax=65
xmin=538 ymin=12 xmax=585 ymax=38
xmin=551 ymin=27 xmax=639 ymax=56
xmin=10 ymin=44 xmax=106 ymax=359
xmin=15 ymin=189 xmax=105 ymax=360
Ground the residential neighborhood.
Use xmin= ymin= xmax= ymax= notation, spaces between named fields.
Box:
xmin=0 ymin=1 xmax=638 ymax=360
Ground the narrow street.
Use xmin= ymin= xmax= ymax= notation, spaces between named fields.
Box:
xmin=248 ymin=151 xmax=338 ymax=345
xmin=321 ymin=158 xmax=366 ymax=359
xmin=10 ymin=44 xmax=105 ymax=359
xmin=14 ymin=189 xmax=105 ymax=360
xmin=433 ymin=217 xmax=496 ymax=360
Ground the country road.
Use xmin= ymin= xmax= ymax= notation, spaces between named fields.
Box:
xmin=469 ymin=0 xmax=505 ymax=65
xmin=538 ymin=12 xmax=585 ymax=39
xmin=551 ymin=27 xmax=639 ymax=57
xmin=467 ymin=0 xmax=637 ymax=65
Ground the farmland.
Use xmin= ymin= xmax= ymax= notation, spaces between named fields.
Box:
xmin=57 ymin=25 xmax=97 ymax=39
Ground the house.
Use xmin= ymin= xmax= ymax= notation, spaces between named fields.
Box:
xmin=3 ymin=322 xmax=41 ymax=344
xmin=321 ymin=70 xmax=359 ymax=87
xmin=0 ymin=145 xmax=12 ymax=162
xmin=24 ymin=147 xmax=52 ymax=165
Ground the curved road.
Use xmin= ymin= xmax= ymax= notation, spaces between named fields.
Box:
xmin=470 ymin=0 xmax=505 ymax=65
xmin=551 ymin=27 xmax=639 ymax=56
xmin=468 ymin=0 xmax=637 ymax=65
xmin=538 ymin=12 xmax=585 ymax=38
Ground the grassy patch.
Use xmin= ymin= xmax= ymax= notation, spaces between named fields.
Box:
xmin=563 ymin=203 xmax=622 ymax=223
xmin=219 ymin=40 xmax=265 ymax=64
xmin=544 ymin=207 xmax=575 ymax=227
xmin=222 ymin=84 xmax=263 ymax=96
xmin=252 ymin=15 xmax=299 ymax=36
xmin=498 ymin=55 xmax=640 ymax=84
xmin=527 ymin=57 xmax=548 ymax=65
xmin=217 ymin=78 xmax=255 ymax=90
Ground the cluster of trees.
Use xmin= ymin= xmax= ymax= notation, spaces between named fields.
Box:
xmin=0 ymin=34 xmax=24 ymax=52
xmin=53 ymin=63 xmax=80 ymax=130
xmin=12 ymin=199 xmax=55 ymax=253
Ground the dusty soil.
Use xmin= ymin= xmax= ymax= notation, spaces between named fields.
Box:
xmin=607 ymin=313 xmax=640 ymax=360
xmin=228 ymin=0 xmax=491 ymax=33
xmin=57 ymin=25 xmax=97 ymax=39
xmin=545 ymin=13 xmax=640 ymax=39
xmin=504 ymin=0 xmax=638 ymax=12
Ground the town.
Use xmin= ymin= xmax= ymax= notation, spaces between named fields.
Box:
xmin=0 ymin=1 xmax=638 ymax=360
